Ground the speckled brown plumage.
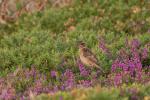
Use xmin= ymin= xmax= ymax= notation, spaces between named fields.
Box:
xmin=78 ymin=41 xmax=104 ymax=72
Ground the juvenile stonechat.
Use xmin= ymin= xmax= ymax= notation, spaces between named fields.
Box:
xmin=78 ymin=41 xmax=104 ymax=72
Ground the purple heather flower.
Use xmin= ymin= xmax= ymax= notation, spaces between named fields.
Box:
xmin=60 ymin=96 xmax=63 ymax=100
xmin=129 ymin=88 xmax=138 ymax=95
xmin=122 ymin=63 xmax=128 ymax=71
xmin=20 ymin=96 xmax=25 ymax=100
xmin=131 ymin=39 xmax=140 ymax=48
xmin=128 ymin=60 xmax=136 ymax=75
xmin=0 ymin=78 xmax=4 ymax=85
xmin=136 ymin=71 xmax=142 ymax=81
xmin=63 ymin=69 xmax=74 ymax=79
xmin=42 ymin=87 xmax=50 ymax=93
xmin=141 ymin=48 xmax=148 ymax=60
xmin=111 ymin=59 xmax=120 ymax=72
xmin=0 ymin=88 xmax=16 ymax=100
xmin=111 ymin=38 xmax=148 ymax=85
xmin=99 ymin=37 xmax=112 ymax=58
xmin=64 ymin=79 xmax=75 ymax=89
xmin=60 ymin=85 xmax=65 ymax=91
xmin=63 ymin=69 xmax=75 ymax=89
xmin=53 ymin=86 xmax=58 ymax=92
xmin=131 ymin=48 xmax=142 ymax=70
xmin=80 ymin=80 xmax=92 ymax=87
xmin=51 ymin=70 xmax=57 ymax=77
xmin=78 ymin=61 xmax=90 ymax=77
xmin=99 ymin=38 xmax=108 ymax=53
xmin=114 ymin=73 xmax=122 ymax=86
xmin=25 ymin=67 xmax=37 ymax=79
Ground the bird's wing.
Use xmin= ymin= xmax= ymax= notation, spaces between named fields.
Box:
xmin=82 ymin=48 xmax=98 ymax=63
xmin=82 ymin=47 xmax=104 ymax=73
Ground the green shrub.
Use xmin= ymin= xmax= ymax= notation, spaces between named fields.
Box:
xmin=33 ymin=83 xmax=150 ymax=100
xmin=0 ymin=0 xmax=150 ymax=75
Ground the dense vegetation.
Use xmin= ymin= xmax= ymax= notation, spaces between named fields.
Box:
xmin=0 ymin=0 xmax=150 ymax=100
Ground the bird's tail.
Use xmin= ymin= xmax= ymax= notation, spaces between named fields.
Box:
xmin=95 ymin=64 xmax=110 ymax=78
xmin=95 ymin=64 xmax=105 ymax=74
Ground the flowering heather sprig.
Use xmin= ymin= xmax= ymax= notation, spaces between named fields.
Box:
xmin=24 ymin=67 xmax=37 ymax=79
xmin=59 ymin=96 xmax=63 ymax=100
xmin=130 ymin=39 xmax=140 ymax=49
xmin=26 ymin=74 xmax=49 ymax=94
xmin=128 ymin=88 xmax=139 ymax=100
xmin=99 ymin=37 xmax=108 ymax=53
xmin=78 ymin=80 xmax=92 ymax=87
xmin=51 ymin=70 xmax=57 ymax=77
xmin=99 ymin=37 xmax=112 ymax=58
xmin=33 ymin=80 xmax=44 ymax=94
xmin=141 ymin=48 xmax=148 ymax=60
xmin=20 ymin=96 xmax=26 ymax=100
xmin=53 ymin=86 xmax=59 ymax=92
xmin=111 ymin=38 xmax=149 ymax=85
xmin=60 ymin=85 xmax=65 ymax=91
xmin=0 ymin=88 xmax=16 ymax=100
xmin=114 ymin=73 xmax=122 ymax=86
xmin=77 ymin=60 xmax=90 ymax=77
xmin=111 ymin=59 xmax=126 ymax=72
xmin=111 ymin=59 xmax=119 ymax=72
xmin=63 ymin=69 xmax=75 ymax=89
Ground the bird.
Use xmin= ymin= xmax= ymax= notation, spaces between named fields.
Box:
xmin=78 ymin=41 xmax=104 ymax=73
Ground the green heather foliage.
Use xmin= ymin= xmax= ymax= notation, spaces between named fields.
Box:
xmin=0 ymin=0 xmax=150 ymax=75
xmin=34 ymin=83 xmax=150 ymax=100
xmin=0 ymin=0 xmax=150 ymax=99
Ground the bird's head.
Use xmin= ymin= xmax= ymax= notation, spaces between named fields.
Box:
xmin=78 ymin=41 xmax=86 ymax=49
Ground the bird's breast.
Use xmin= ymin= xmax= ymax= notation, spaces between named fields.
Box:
xmin=80 ymin=54 xmax=90 ymax=66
